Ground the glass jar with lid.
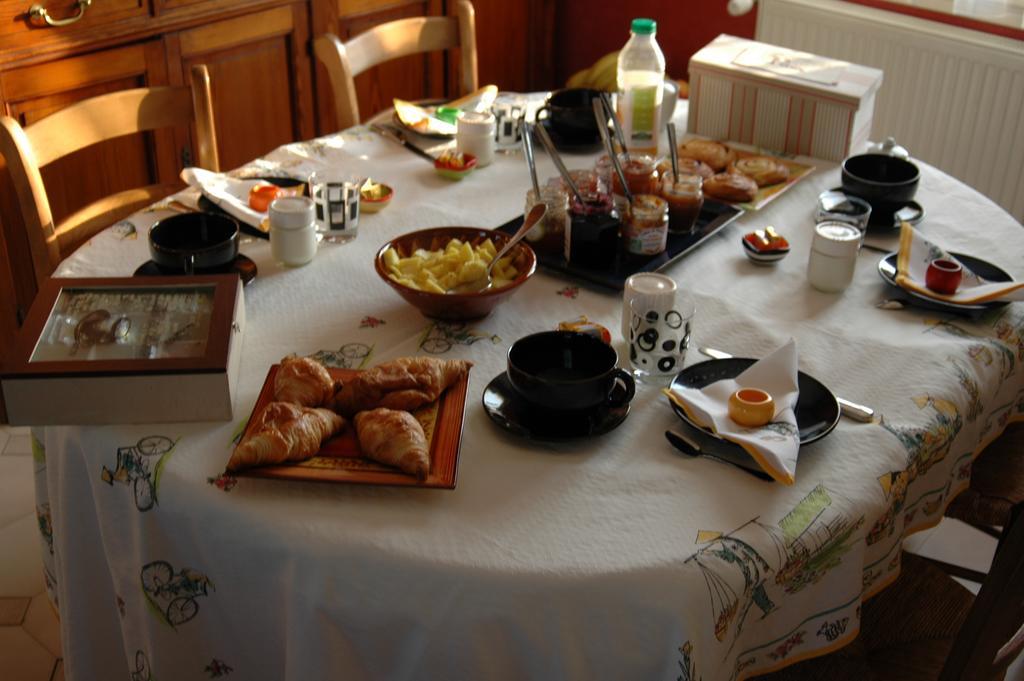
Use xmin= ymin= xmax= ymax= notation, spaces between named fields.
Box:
xmin=523 ymin=185 xmax=570 ymax=256
xmin=611 ymin=153 xmax=659 ymax=197
xmin=622 ymin=194 xmax=668 ymax=263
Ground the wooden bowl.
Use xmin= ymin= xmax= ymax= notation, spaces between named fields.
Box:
xmin=375 ymin=226 xmax=537 ymax=320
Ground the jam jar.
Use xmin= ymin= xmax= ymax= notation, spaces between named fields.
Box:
xmin=611 ymin=154 xmax=659 ymax=197
xmin=523 ymin=186 xmax=570 ymax=256
xmin=622 ymin=194 xmax=668 ymax=263
xmin=565 ymin=191 xmax=620 ymax=268
xmin=548 ymin=169 xmax=608 ymax=198
xmin=660 ymin=172 xmax=704 ymax=234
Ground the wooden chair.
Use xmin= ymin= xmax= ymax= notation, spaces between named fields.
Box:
xmin=313 ymin=0 xmax=478 ymax=131
xmin=0 ymin=64 xmax=219 ymax=292
xmin=753 ymin=502 xmax=1024 ymax=681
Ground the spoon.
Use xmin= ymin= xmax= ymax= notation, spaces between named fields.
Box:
xmin=600 ymin=92 xmax=630 ymax=163
xmin=448 ymin=203 xmax=547 ymax=294
xmin=533 ymin=123 xmax=586 ymax=206
xmin=664 ymin=429 xmax=774 ymax=481
xmin=592 ymin=98 xmax=634 ymax=204
xmin=521 ymin=121 xmax=541 ymax=196
xmin=667 ymin=122 xmax=680 ymax=180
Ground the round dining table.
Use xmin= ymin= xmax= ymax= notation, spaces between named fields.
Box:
xmin=32 ymin=100 xmax=1024 ymax=681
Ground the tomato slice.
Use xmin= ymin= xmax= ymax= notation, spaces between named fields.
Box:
xmin=248 ymin=184 xmax=281 ymax=212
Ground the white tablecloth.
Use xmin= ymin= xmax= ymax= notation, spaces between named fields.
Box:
xmin=33 ymin=102 xmax=1024 ymax=681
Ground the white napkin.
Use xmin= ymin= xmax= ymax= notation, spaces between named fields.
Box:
xmin=664 ymin=339 xmax=801 ymax=484
xmin=180 ymin=167 xmax=279 ymax=230
xmin=895 ymin=222 xmax=1024 ymax=304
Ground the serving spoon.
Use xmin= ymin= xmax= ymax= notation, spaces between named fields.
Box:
xmin=448 ymin=203 xmax=547 ymax=294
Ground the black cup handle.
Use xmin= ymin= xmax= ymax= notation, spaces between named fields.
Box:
xmin=607 ymin=368 xmax=636 ymax=409
xmin=535 ymin=104 xmax=550 ymax=123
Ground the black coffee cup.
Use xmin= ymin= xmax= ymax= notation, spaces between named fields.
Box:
xmin=149 ymin=212 xmax=239 ymax=274
xmin=507 ymin=331 xmax=635 ymax=411
xmin=535 ymin=88 xmax=604 ymax=142
xmin=841 ymin=154 xmax=919 ymax=207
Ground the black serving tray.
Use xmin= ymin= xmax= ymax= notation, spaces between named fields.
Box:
xmin=497 ymin=199 xmax=743 ymax=291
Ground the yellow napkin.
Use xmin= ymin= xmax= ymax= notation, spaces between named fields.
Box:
xmin=895 ymin=222 xmax=1024 ymax=304
xmin=664 ymin=340 xmax=801 ymax=484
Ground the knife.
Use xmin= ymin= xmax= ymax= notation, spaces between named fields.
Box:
xmin=665 ymin=429 xmax=774 ymax=481
xmin=370 ymin=124 xmax=436 ymax=163
xmin=697 ymin=346 xmax=875 ymax=423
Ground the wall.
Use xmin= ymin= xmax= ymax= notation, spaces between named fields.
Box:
xmin=551 ymin=1 xmax=757 ymax=88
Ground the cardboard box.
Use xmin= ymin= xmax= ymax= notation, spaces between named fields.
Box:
xmin=1 ymin=275 xmax=245 ymax=425
xmin=688 ymin=35 xmax=883 ymax=161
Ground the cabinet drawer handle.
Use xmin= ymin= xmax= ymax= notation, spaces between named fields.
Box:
xmin=28 ymin=0 xmax=91 ymax=27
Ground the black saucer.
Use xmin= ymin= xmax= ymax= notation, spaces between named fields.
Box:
xmin=482 ymin=371 xmax=629 ymax=441
xmin=537 ymin=119 xmax=605 ymax=154
xmin=134 ymin=254 xmax=257 ymax=285
xmin=829 ymin=187 xmax=924 ymax=228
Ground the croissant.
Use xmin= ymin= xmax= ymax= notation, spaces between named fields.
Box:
xmin=355 ymin=408 xmax=430 ymax=479
xmin=704 ymin=171 xmax=758 ymax=203
xmin=226 ymin=401 xmax=345 ymax=472
xmin=679 ymin=139 xmax=736 ymax=171
xmin=332 ymin=357 xmax=471 ymax=416
xmin=273 ymin=355 xmax=340 ymax=407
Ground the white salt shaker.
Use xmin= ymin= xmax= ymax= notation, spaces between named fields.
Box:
xmin=622 ymin=273 xmax=677 ymax=341
xmin=457 ymin=112 xmax=496 ymax=167
xmin=807 ymin=221 xmax=861 ymax=292
xmin=270 ymin=196 xmax=317 ymax=266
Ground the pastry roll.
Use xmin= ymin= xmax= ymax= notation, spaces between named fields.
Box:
xmin=678 ymin=139 xmax=737 ymax=171
xmin=703 ymin=172 xmax=759 ymax=203
xmin=355 ymin=408 xmax=430 ymax=480
xmin=729 ymin=157 xmax=790 ymax=187
xmin=273 ymin=355 xmax=340 ymax=408
xmin=332 ymin=357 xmax=471 ymax=416
xmin=226 ymin=402 xmax=345 ymax=472
xmin=658 ymin=156 xmax=714 ymax=181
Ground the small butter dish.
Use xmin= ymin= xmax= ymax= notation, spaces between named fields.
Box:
xmin=742 ymin=227 xmax=790 ymax=266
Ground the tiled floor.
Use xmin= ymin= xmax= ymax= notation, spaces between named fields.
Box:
xmin=0 ymin=423 xmax=1019 ymax=680
xmin=0 ymin=425 xmax=62 ymax=681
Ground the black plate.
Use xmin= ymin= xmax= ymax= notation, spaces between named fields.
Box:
xmin=497 ymin=200 xmax=743 ymax=291
xmin=134 ymin=254 xmax=257 ymax=285
xmin=829 ymin=187 xmax=923 ymax=228
xmin=537 ymin=119 xmax=605 ymax=154
xmin=482 ymin=372 xmax=629 ymax=441
xmin=878 ymin=250 xmax=1012 ymax=315
xmin=669 ymin=358 xmax=839 ymax=449
xmin=198 ymin=177 xmax=307 ymax=240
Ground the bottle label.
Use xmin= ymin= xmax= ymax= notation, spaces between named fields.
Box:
xmin=626 ymin=85 xmax=658 ymax=142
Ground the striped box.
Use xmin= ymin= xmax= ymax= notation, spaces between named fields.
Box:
xmin=688 ymin=35 xmax=883 ymax=162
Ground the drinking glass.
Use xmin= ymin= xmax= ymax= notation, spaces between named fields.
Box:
xmin=815 ymin=191 xmax=872 ymax=235
xmin=308 ymin=170 xmax=362 ymax=242
xmin=628 ymin=292 xmax=695 ymax=383
xmin=491 ymin=93 xmax=527 ymax=151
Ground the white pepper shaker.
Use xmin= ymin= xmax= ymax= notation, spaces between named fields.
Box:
xmin=807 ymin=221 xmax=861 ymax=292
xmin=456 ymin=112 xmax=496 ymax=167
xmin=270 ymin=196 xmax=318 ymax=266
xmin=622 ymin=273 xmax=677 ymax=342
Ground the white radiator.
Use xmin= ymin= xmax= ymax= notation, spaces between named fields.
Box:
xmin=755 ymin=0 xmax=1024 ymax=223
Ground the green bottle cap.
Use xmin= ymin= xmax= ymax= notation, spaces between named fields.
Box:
xmin=631 ymin=18 xmax=656 ymax=35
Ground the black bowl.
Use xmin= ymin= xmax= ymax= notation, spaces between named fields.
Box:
xmin=149 ymin=212 xmax=239 ymax=274
xmin=841 ymin=154 xmax=919 ymax=205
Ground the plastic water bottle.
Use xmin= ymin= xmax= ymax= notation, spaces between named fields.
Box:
xmin=617 ymin=18 xmax=665 ymax=155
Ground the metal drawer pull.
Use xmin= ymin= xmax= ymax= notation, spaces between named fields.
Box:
xmin=28 ymin=0 xmax=91 ymax=27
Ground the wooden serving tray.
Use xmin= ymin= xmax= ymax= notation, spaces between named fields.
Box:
xmin=235 ymin=364 xmax=468 ymax=489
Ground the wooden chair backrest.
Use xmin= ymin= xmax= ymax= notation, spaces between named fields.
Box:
xmin=0 ymin=64 xmax=218 ymax=289
xmin=940 ymin=501 xmax=1024 ymax=680
xmin=313 ymin=0 xmax=478 ymax=131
